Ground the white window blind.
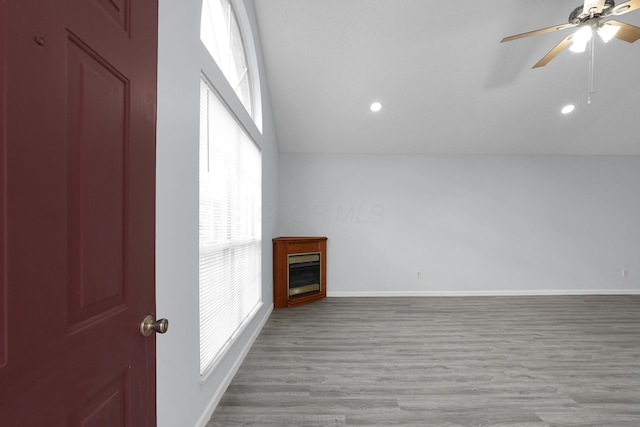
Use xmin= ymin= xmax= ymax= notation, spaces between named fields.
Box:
xmin=199 ymin=77 xmax=261 ymax=377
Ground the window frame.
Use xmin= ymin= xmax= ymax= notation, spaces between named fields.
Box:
xmin=197 ymin=0 xmax=264 ymax=382
xmin=200 ymin=0 xmax=262 ymax=134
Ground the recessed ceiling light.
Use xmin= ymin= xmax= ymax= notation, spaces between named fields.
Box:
xmin=370 ymin=102 xmax=382 ymax=112
xmin=561 ymin=104 xmax=575 ymax=114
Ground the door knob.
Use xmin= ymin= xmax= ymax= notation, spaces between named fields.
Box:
xmin=140 ymin=315 xmax=169 ymax=337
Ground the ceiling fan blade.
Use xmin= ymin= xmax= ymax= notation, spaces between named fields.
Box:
xmin=583 ymin=0 xmax=607 ymax=14
xmin=532 ymin=34 xmax=574 ymax=68
xmin=606 ymin=19 xmax=640 ymax=42
xmin=501 ymin=23 xmax=577 ymax=43
xmin=612 ymin=0 xmax=640 ymax=15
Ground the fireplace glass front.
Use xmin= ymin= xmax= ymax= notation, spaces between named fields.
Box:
xmin=288 ymin=252 xmax=321 ymax=298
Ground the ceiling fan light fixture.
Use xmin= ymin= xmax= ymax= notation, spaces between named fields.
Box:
xmin=569 ymin=41 xmax=588 ymax=52
xmin=597 ymin=23 xmax=621 ymax=42
xmin=569 ymin=26 xmax=593 ymax=52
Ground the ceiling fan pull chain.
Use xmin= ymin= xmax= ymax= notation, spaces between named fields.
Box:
xmin=587 ymin=33 xmax=596 ymax=104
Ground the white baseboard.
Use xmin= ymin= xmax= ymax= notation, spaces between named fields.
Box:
xmin=195 ymin=303 xmax=273 ymax=427
xmin=327 ymin=289 xmax=640 ymax=297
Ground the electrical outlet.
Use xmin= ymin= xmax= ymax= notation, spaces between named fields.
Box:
xmin=416 ymin=271 xmax=421 ymax=279
xmin=622 ymin=269 xmax=629 ymax=278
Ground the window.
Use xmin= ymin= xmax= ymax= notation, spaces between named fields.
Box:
xmin=199 ymin=78 xmax=262 ymax=377
xmin=201 ymin=0 xmax=253 ymax=118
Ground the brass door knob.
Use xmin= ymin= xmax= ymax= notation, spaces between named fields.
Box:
xmin=140 ymin=315 xmax=169 ymax=337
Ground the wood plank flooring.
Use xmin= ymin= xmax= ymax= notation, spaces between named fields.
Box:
xmin=207 ymin=296 xmax=640 ymax=426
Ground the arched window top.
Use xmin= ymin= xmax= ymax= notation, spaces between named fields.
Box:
xmin=201 ymin=0 xmax=260 ymax=128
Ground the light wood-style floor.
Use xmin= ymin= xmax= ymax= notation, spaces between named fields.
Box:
xmin=207 ymin=296 xmax=640 ymax=426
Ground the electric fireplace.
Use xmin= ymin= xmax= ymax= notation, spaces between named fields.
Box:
xmin=273 ymin=237 xmax=327 ymax=308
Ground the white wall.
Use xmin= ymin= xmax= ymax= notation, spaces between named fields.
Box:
xmin=155 ymin=1 xmax=279 ymax=426
xmin=279 ymin=154 xmax=640 ymax=295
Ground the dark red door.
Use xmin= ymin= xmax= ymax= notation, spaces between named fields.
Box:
xmin=0 ymin=0 xmax=158 ymax=425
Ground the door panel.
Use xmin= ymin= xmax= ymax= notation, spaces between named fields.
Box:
xmin=93 ymin=0 xmax=130 ymax=34
xmin=68 ymin=371 xmax=130 ymax=427
xmin=67 ymin=34 xmax=127 ymax=328
xmin=0 ymin=0 xmax=158 ymax=425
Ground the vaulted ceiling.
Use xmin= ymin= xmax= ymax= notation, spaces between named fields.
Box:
xmin=253 ymin=0 xmax=640 ymax=154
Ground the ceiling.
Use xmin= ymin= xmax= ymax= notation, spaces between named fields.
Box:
xmin=252 ymin=0 xmax=640 ymax=155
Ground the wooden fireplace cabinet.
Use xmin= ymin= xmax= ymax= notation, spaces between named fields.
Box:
xmin=273 ymin=236 xmax=327 ymax=308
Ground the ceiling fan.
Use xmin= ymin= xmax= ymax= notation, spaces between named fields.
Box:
xmin=501 ymin=0 xmax=640 ymax=68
